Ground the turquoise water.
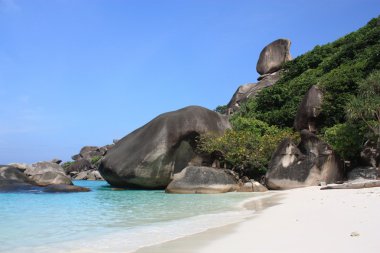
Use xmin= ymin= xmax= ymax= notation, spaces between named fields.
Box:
xmin=0 ymin=181 xmax=262 ymax=253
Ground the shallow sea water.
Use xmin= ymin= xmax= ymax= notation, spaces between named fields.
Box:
xmin=0 ymin=180 xmax=264 ymax=253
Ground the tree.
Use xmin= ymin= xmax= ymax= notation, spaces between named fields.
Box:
xmin=346 ymin=70 xmax=380 ymax=148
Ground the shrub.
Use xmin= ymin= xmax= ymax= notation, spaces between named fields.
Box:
xmin=90 ymin=156 xmax=102 ymax=165
xmin=198 ymin=119 xmax=298 ymax=179
xmin=346 ymin=70 xmax=380 ymax=147
xmin=62 ymin=161 xmax=74 ymax=170
xmin=322 ymin=123 xmax=367 ymax=164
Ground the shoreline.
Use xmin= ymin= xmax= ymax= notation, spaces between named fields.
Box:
xmin=134 ymin=191 xmax=283 ymax=253
xmin=135 ymin=186 xmax=380 ymax=253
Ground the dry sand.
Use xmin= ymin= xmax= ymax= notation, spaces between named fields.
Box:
xmin=136 ymin=186 xmax=380 ymax=253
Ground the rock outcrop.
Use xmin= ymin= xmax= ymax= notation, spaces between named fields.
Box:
xmin=7 ymin=163 xmax=32 ymax=173
xmin=238 ymin=179 xmax=268 ymax=192
xmin=65 ymin=159 xmax=93 ymax=174
xmin=166 ymin=166 xmax=267 ymax=193
xmin=65 ymin=143 xmax=113 ymax=181
xmin=348 ymin=166 xmax=380 ymax=181
xmin=43 ymin=184 xmax=91 ymax=193
xmin=31 ymin=171 xmax=72 ymax=186
xmin=227 ymin=39 xmax=291 ymax=114
xmin=227 ymin=71 xmax=282 ymax=114
xmin=256 ymin=39 xmax=292 ymax=75
xmin=360 ymin=140 xmax=380 ymax=168
xmin=294 ymin=85 xmax=323 ymax=132
xmin=166 ymin=166 xmax=239 ymax=194
xmin=72 ymin=146 xmax=107 ymax=161
xmin=99 ymin=106 xmax=231 ymax=189
xmin=0 ymin=165 xmax=89 ymax=193
xmin=25 ymin=162 xmax=73 ymax=186
xmin=73 ymin=170 xmax=103 ymax=180
xmin=0 ymin=165 xmax=36 ymax=192
xmin=265 ymin=130 xmax=343 ymax=190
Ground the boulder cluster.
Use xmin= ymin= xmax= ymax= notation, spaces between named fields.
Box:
xmin=1 ymin=162 xmax=89 ymax=193
xmin=265 ymin=85 xmax=343 ymax=189
xmin=66 ymin=144 xmax=115 ymax=180
xmin=98 ymin=106 xmax=267 ymax=193
xmin=227 ymin=39 xmax=292 ymax=114
xmin=6 ymin=38 xmax=375 ymax=194
xmin=0 ymin=142 xmax=115 ymax=192
xmin=348 ymin=140 xmax=380 ymax=181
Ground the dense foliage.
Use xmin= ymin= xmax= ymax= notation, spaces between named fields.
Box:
xmin=346 ymin=70 xmax=380 ymax=145
xmin=62 ymin=161 xmax=74 ymax=170
xmin=236 ymin=17 xmax=380 ymax=129
xmin=322 ymin=123 xmax=367 ymax=163
xmin=205 ymin=17 xmax=380 ymax=177
xmin=198 ymin=117 xmax=298 ymax=179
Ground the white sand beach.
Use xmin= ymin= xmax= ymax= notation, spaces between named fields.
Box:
xmin=136 ymin=186 xmax=380 ymax=253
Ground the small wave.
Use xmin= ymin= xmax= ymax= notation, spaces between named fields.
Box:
xmin=13 ymin=206 xmax=258 ymax=253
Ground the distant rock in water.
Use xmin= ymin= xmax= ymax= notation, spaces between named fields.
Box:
xmin=65 ymin=159 xmax=93 ymax=174
xmin=25 ymin=162 xmax=73 ymax=186
xmin=65 ymin=143 xmax=114 ymax=181
xmin=265 ymin=130 xmax=343 ymax=190
xmin=43 ymin=184 xmax=90 ymax=193
xmin=73 ymin=170 xmax=103 ymax=180
xmin=71 ymin=146 xmax=108 ymax=161
xmin=50 ymin=158 xmax=62 ymax=164
xmin=294 ymin=85 xmax=323 ymax=132
xmin=256 ymin=38 xmax=292 ymax=75
xmin=99 ymin=106 xmax=231 ymax=189
xmin=0 ymin=165 xmax=89 ymax=193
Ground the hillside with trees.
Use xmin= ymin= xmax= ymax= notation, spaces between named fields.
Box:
xmin=199 ymin=17 xmax=380 ymax=180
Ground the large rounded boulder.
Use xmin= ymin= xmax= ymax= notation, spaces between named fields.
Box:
xmin=256 ymin=39 xmax=292 ymax=75
xmin=99 ymin=106 xmax=231 ymax=189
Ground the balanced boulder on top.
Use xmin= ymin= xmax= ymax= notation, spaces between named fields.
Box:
xmin=99 ymin=106 xmax=231 ymax=189
xmin=256 ymin=39 xmax=292 ymax=75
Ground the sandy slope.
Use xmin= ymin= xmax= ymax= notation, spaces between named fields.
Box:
xmin=136 ymin=186 xmax=380 ymax=253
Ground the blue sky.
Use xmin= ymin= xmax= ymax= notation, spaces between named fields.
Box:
xmin=0 ymin=0 xmax=379 ymax=164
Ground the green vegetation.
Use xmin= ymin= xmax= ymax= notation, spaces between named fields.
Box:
xmin=215 ymin=105 xmax=227 ymax=114
xmin=90 ymin=156 xmax=102 ymax=166
xmin=322 ymin=123 xmax=367 ymax=163
xmin=238 ymin=17 xmax=380 ymax=129
xmin=198 ymin=117 xmax=298 ymax=179
xmin=203 ymin=17 xmax=380 ymax=177
xmin=346 ymin=70 xmax=380 ymax=147
xmin=62 ymin=161 xmax=74 ymax=170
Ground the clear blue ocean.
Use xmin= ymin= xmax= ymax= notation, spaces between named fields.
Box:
xmin=0 ymin=181 xmax=263 ymax=253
